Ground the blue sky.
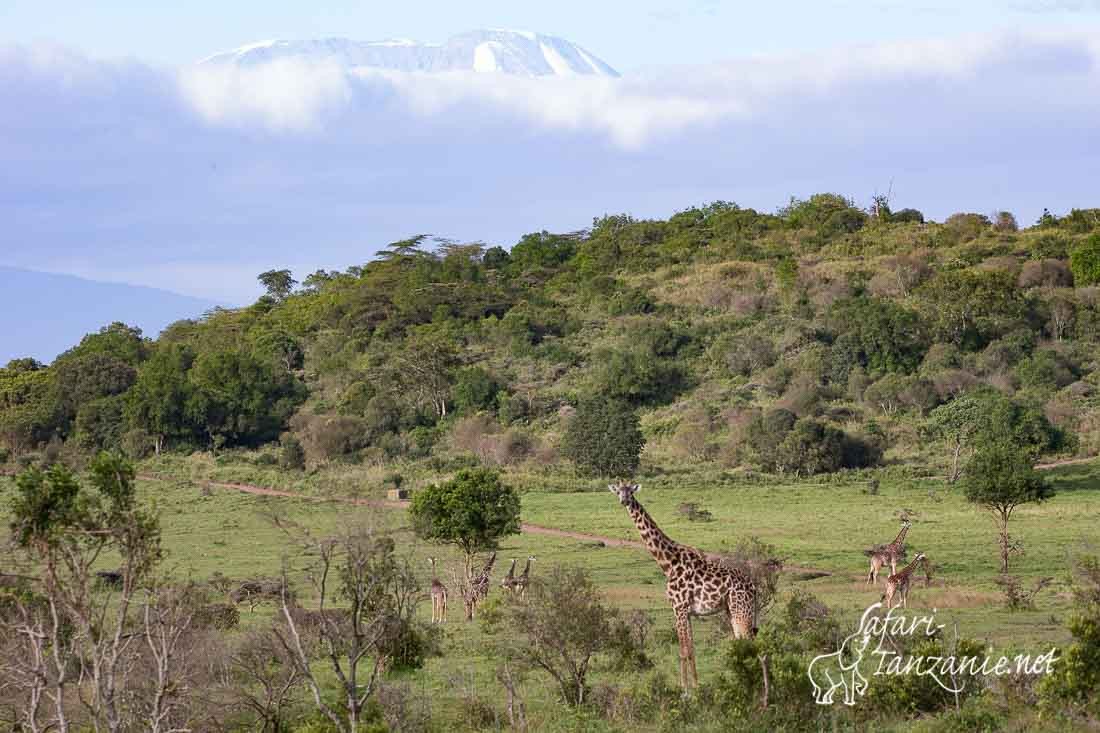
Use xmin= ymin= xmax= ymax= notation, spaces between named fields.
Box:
xmin=2 ymin=0 xmax=1100 ymax=324
xmin=2 ymin=1 xmax=1099 ymax=70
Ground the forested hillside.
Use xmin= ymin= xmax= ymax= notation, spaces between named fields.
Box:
xmin=3 ymin=195 xmax=1100 ymax=479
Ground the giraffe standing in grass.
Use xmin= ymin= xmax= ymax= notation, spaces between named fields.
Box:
xmin=500 ymin=559 xmax=518 ymax=593
xmin=428 ymin=558 xmax=448 ymax=623
xmin=463 ymin=552 xmax=497 ymax=620
xmin=882 ymin=553 xmax=927 ymax=609
xmin=513 ymin=557 xmax=535 ymax=597
xmin=864 ymin=519 xmax=911 ymax=584
xmin=608 ymin=481 xmax=756 ymax=691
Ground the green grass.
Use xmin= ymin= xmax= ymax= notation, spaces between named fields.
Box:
xmin=3 ymin=460 xmax=1097 ymax=731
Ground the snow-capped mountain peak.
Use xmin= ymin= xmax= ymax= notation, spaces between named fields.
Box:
xmin=199 ymin=29 xmax=619 ymax=78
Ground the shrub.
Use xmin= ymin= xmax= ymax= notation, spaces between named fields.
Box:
xmin=561 ymin=398 xmax=645 ymax=477
xmin=480 ymin=564 xmax=616 ymax=706
xmin=743 ymin=408 xmax=797 ymax=471
xmin=278 ymin=433 xmax=306 ymax=470
xmin=1070 ymin=233 xmax=1100 ymax=286
xmin=944 ymin=212 xmax=991 ymax=242
xmin=774 ymin=418 xmax=845 ymax=476
xmin=718 ymin=333 xmax=777 ymax=377
xmin=1018 ymin=259 xmax=1072 ymax=289
xmin=892 ymin=208 xmax=925 ymax=224
xmin=1015 ymin=349 xmax=1077 ymax=393
xmin=777 ymin=373 xmax=822 ymax=417
xmin=290 ymin=414 xmax=370 ymax=463
xmin=452 ymin=367 xmax=501 ymax=412
xmin=592 ymin=347 xmax=685 ymax=406
xmin=992 ymin=211 xmax=1019 ymax=233
xmin=1039 ymin=553 xmax=1100 ymax=716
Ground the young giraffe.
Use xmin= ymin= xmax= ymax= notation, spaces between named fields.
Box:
xmin=864 ymin=519 xmax=911 ymax=584
xmin=609 ymin=481 xmax=756 ymax=691
xmin=881 ymin=553 xmax=927 ymax=609
xmin=500 ymin=558 xmax=518 ymax=593
xmin=463 ymin=552 xmax=497 ymax=620
xmin=513 ymin=557 xmax=535 ymax=597
xmin=428 ymin=558 xmax=448 ymax=624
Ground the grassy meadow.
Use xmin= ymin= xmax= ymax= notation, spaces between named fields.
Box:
xmin=4 ymin=457 xmax=1095 ymax=731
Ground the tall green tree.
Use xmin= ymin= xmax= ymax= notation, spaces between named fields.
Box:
xmin=409 ymin=468 xmax=521 ymax=576
xmin=962 ymin=440 xmax=1054 ymax=573
xmin=185 ymin=349 xmax=304 ymax=449
xmin=125 ymin=344 xmax=195 ymax=455
xmin=257 ymin=270 xmax=297 ymax=301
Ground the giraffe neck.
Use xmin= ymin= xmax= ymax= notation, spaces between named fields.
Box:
xmin=505 ymin=559 xmax=516 ymax=579
xmin=897 ymin=556 xmax=922 ymax=578
xmin=520 ymin=558 xmax=531 ymax=577
xmin=625 ymin=498 xmax=680 ymax=574
xmin=891 ymin=524 xmax=909 ymax=547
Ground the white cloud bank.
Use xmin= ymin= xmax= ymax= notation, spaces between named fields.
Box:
xmin=2 ymin=29 xmax=1100 ymax=306
xmin=175 ymin=30 xmax=1100 ymax=147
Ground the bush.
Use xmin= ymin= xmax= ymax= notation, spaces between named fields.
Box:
xmin=992 ymin=211 xmax=1019 ymax=233
xmin=718 ymin=333 xmax=777 ymax=377
xmin=290 ymin=414 xmax=370 ymax=463
xmin=1070 ymin=233 xmax=1100 ymax=286
xmin=452 ymin=367 xmax=501 ymax=413
xmin=774 ymin=418 xmax=845 ymax=476
xmin=1018 ymin=259 xmax=1072 ymax=289
xmin=743 ymin=408 xmax=797 ymax=471
xmin=592 ymin=346 xmax=685 ymax=406
xmin=278 ymin=433 xmax=306 ymax=470
xmin=561 ymin=399 xmax=645 ymax=477
xmin=892 ymin=208 xmax=925 ymax=224
xmin=480 ymin=564 xmax=616 ymax=706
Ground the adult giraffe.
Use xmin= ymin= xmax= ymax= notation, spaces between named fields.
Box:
xmin=608 ymin=481 xmax=756 ymax=690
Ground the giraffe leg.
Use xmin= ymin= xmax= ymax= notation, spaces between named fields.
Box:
xmin=684 ymin=614 xmax=699 ymax=688
xmin=674 ymin=609 xmax=693 ymax=691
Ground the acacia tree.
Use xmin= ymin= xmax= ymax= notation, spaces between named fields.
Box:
xmin=962 ymin=440 xmax=1054 ymax=573
xmin=257 ymin=270 xmax=298 ymax=301
xmin=480 ymin=564 xmax=615 ymax=706
xmin=387 ymin=326 xmax=459 ymax=419
xmin=925 ymin=393 xmax=992 ymax=483
xmin=272 ymin=521 xmax=421 ymax=733
xmin=6 ymin=453 xmax=162 ymax=732
xmin=409 ymin=468 xmax=521 ymax=577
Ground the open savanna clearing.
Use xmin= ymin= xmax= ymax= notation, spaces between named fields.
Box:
xmin=2 ymin=461 xmax=1096 ymax=731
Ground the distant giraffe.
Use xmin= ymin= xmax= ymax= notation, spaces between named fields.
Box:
xmin=428 ymin=558 xmax=448 ymax=624
xmin=882 ymin=553 xmax=927 ymax=609
xmin=500 ymin=558 xmax=518 ymax=593
xmin=513 ymin=557 xmax=535 ymax=597
xmin=864 ymin=519 xmax=911 ymax=584
xmin=609 ymin=481 xmax=756 ymax=691
xmin=463 ymin=552 xmax=497 ymax=620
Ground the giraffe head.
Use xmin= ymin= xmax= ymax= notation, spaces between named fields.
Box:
xmin=608 ymin=481 xmax=640 ymax=506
